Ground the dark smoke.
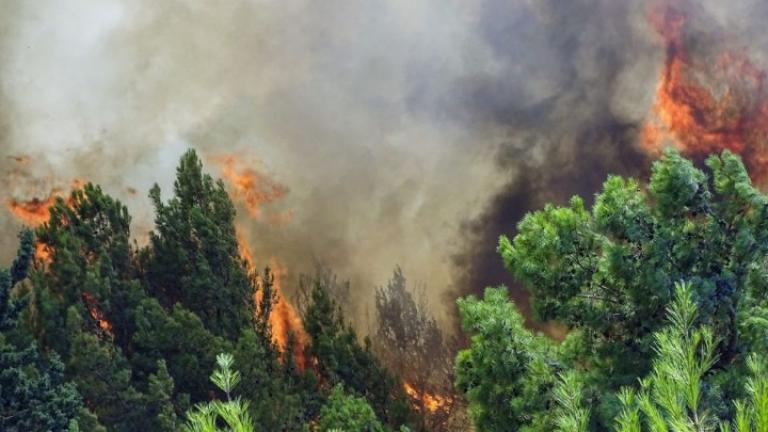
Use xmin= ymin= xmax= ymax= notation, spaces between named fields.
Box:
xmin=2 ymin=0 xmax=765 ymax=333
xmin=450 ymin=0 xmax=655 ymax=330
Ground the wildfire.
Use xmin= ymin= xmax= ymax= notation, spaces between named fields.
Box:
xmin=210 ymin=154 xmax=289 ymax=220
xmin=6 ymin=194 xmax=60 ymax=227
xmin=35 ymin=243 xmax=52 ymax=262
xmin=5 ymin=179 xmax=84 ymax=227
xmin=403 ymin=382 xmax=448 ymax=414
xmin=642 ymin=0 xmax=768 ymax=184
xmin=268 ymin=258 xmax=310 ymax=368
xmin=236 ymin=229 xmax=309 ymax=368
xmin=82 ymin=292 xmax=114 ymax=335
xmin=4 ymin=178 xmax=84 ymax=262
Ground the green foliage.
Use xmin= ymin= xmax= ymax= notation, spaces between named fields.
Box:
xmin=0 ymin=150 xmax=426 ymax=431
xmin=65 ymin=305 xmax=145 ymax=431
xmin=0 ymin=230 xmax=82 ymax=431
xmin=555 ymin=282 xmax=768 ymax=432
xmin=455 ymin=286 xmax=557 ymax=431
xmin=317 ymin=385 xmax=385 ymax=432
xmin=554 ymin=371 xmax=589 ymax=432
xmin=146 ymin=360 xmax=180 ymax=432
xmin=0 ymin=340 xmax=82 ymax=431
xmin=614 ymin=282 xmax=720 ymax=431
xmin=132 ymin=298 xmax=229 ymax=402
xmin=33 ymin=184 xmax=144 ymax=353
xmin=480 ymin=149 xmax=768 ymax=428
xmin=183 ymin=353 xmax=255 ymax=432
xmin=145 ymin=149 xmax=255 ymax=340
xmin=454 ymin=150 xmax=768 ymax=430
xmin=233 ymin=328 xmax=317 ymax=430
xmin=730 ymin=354 xmax=768 ymax=432
xmin=304 ymin=276 xmax=413 ymax=429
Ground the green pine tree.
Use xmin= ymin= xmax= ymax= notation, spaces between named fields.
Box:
xmin=304 ymin=277 xmax=414 ymax=429
xmin=317 ymin=385 xmax=385 ymax=432
xmin=132 ymin=298 xmax=230 ymax=402
xmin=0 ymin=230 xmax=82 ymax=431
xmin=457 ymin=149 xmax=768 ymax=429
xmin=183 ymin=353 xmax=255 ymax=432
xmin=144 ymin=149 xmax=255 ymax=340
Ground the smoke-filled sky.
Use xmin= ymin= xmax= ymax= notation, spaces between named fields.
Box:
xmin=2 ymin=0 xmax=767 ymax=329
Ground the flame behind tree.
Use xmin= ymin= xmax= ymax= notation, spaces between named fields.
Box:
xmin=210 ymin=154 xmax=291 ymax=223
xmin=642 ymin=0 xmax=768 ymax=185
xmin=5 ymin=179 xmax=85 ymax=228
xmin=237 ymin=229 xmax=309 ymax=368
xmin=374 ymin=267 xmax=468 ymax=431
xmin=219 ymin=152 xmax=308 ymax=366
xmin=32 ymin=183 xmax=136 ymax=352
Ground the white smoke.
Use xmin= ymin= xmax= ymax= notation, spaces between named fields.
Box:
xmin=3 ymin=0 xmax=761 ymax=327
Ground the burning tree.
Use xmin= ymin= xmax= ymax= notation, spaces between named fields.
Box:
xmin=642 ymin=0 xmax=768 ymax=185
xmin=374 ymin=267 xmax=467 ymax=431
xmin=301 ymin=268 xmax=416 ymax=430
xmin=0 ymin=230 xmax=83 ymax=432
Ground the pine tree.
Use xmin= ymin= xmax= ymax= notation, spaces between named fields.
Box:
xmin=32 ymin=183 xmax=145 ymax=355
xmin=375 ymin=267 xmax=465 ymax=431
xmin=132 ymin=298 xmax=229 ymax=402
xmin=554 ymin=283 xmax=768 ymax=431
xmin=144 ymin=149 xmax=255 ymax=340
xmin=317 ymin=385 xmax=385 ymax=432
xmin=454 ymin=287 xmax=557 ymax=431
xmin=146 ymin=360 xmax=179 ymax=432
xmin=304 ymin=277 xmax=414 ymax=429
xmin=183 ymin=353 xmax=255 ymax=432
xmin=65 ymin=305 xmax=145 ymax=431
xmin=0 ymin=230 xmax=82 ymax=431
xmin=458 ymin=150 xmax=768 ymax=429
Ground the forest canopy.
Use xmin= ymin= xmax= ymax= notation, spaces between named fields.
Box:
xmin=0 ymin=150 xmax=453 ymax=431
xmin=3 ymin=148 xmax=768 ymax=431
xmin=456 ymin=149 xmax=768 ymax=431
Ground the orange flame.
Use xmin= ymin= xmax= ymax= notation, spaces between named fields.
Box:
xmin=642 ymin=0 xmax=768 ymax=184
xmin=236 ymin=229 xmax=308 ymax=368
xmin=211 ymin=155 xmax=289 ymax=220
xmin=6 ymin=195 xmax=60 ymax=227
xmin=34 ymin=243 xmax=53 ymax=263
xmin=82 ymin=292 xmax=113 ymax=335
xmin=268 ymin=258 xmax=309 ymax=369
xmin=5 ymin=179 xmax=84 ymax=263
xmin=403 ymin=382 xmax=448 ymax=414
xmin=5 ymin=179 xmax=84 ymax=227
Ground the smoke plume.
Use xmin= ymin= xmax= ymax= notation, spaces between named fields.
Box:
xmin=2 ymin=0 xmax=766 ymax=331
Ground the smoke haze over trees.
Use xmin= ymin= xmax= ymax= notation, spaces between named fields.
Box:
xmin=5 ymin=0 xmax=768 ymax=331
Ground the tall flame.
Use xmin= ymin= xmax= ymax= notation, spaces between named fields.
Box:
xmin=642 ymin=0 xmax=768 ymax=184
xmin=268 ymin=257 xmax=309 ymax=369
xmin=219 ymin=152 xmax=307 ymax=365
xmin=237 ymin=229 xmax=308 ymax=368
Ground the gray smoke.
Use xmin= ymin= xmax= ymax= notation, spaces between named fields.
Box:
xmin=1 ymin=0 xmax=764 ymax=330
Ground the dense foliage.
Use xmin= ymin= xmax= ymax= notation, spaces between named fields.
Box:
xmin=10 ymin=145 xmax=765 ymax=431
xmin=456 ymin=149 xmax=768 ymax=430
xmin=0 ymin=230 xmax=82 ymax=431
xmin=0 ymin=150 xmax=419 ymax=431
